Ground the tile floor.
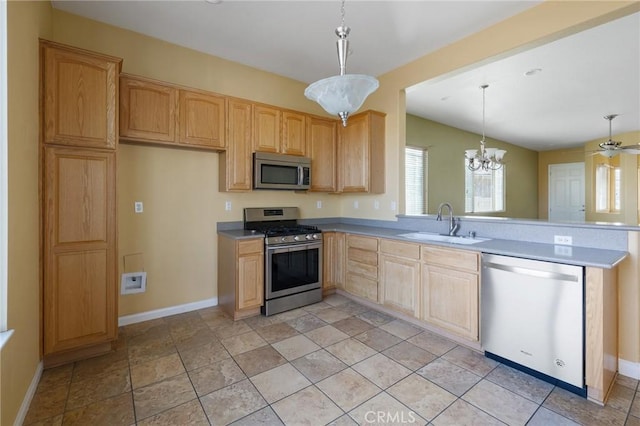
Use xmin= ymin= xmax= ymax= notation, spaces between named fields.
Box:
xmin=24 ymin=293 xmax=640 ymax=425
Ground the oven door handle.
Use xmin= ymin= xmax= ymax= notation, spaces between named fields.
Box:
xmin=268 ymin=242 xmax=322 ymax=254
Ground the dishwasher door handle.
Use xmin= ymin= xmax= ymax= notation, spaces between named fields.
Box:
xmin=483 ymin=262 xmax=580 ymax=282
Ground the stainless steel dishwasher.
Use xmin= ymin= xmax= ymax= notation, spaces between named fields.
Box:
xmin=481 ymin=253 xmax=586 ymax=396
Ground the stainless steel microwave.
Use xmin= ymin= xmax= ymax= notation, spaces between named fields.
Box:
xmin=253 ymin=152 xmax=311 ymax=190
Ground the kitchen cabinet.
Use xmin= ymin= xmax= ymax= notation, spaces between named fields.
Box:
xmin=41 ymin=41 xmax=121 ymax=367
xmin=120 ymin=74 xmax=226 ymax=150
xmin=338 ymin=110 xmax=385 ymax=193
xmin=307 ymin=116 xmax=338 ymax=192
xmin=220 ymin=98 xmax=253 ymax=191
xmin=282 ymin=111 xmax=307 ymax=156
xmin=42 ymin=41 xmax=120 ymax=149
xmin=253 ymin=104 xmax=281 ymax=154
xmin=421 ymin=245 xmax=480 ymax=341
xmin=345 ymin=234 xmax=379 ymax=302
xmin=218 ymin=235 xmax=264 ymax=320
xmin=379 ymin=239 xmax=421 ymax=317
xmin=323 ymin=232 xmax=345 ymax=295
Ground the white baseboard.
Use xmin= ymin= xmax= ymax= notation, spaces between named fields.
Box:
xmin=118 ymin=297 xmax=218 ymax=327
xmin=619 ymin=358 xmax=640 ymax=380
xmin=14 ymin=361 xmax=43 ymax=426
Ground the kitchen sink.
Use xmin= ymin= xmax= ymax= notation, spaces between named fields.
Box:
xmin=398 ymin=232 xmax=490 ymax=245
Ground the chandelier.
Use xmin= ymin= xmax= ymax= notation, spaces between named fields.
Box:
xmin=304 ymin=0 xmax=379 ymax=127
xmin=465 ymin=84 xmax=506 ymax=171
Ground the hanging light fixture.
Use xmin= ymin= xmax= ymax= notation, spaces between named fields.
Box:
xmin=304 ymin=0 xmax=379 ymax=127
xmin=465 ymin=84 xmax=506 ymax=171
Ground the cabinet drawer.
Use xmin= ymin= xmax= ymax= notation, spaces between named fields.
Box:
xmin=345 ymin=272 xmax=378 ymax=301
xmin=347 ymin=259 xmax=378 ymax=279
xmin=347 ymin=235 xmax=378 ymax=251
xmin=421 ymin=245 xmax=479 ymax=273
xmin=238 ymin=239 xmax=264 ymax=255
xmin=347 ymin=247 xmax=378 ymax=266
xmin=380 ymin=239 xmax=420 ymax=259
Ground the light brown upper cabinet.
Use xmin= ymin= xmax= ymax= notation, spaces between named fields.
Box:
xmin=338 ymin=110 xmax=385 ymax=193
xmin=220 ymin=98 xmax=253 ymax=192
xmin=307 ymin=116 xmax=338 ymax=192
xmin=281 ymin=111 xmax=307 ymax=156
xmin=178 ymin=90 xmax=226 ymax=149
xmin=42 ymin=41 xmax=120 ymax=149
xmin=253 ymin=105 xmax=281 ymax=154
xmin=120 ymin=74 xmax=177 ymax=143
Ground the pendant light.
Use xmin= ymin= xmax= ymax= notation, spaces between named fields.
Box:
xmin=465 ymin=84 xmax=506 ymax=171
xmin=304 ymin=0 xmax=379 ymax=127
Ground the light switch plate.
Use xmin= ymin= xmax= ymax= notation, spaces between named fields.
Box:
xmin=134 ymin=201 xmax=143 ymax=213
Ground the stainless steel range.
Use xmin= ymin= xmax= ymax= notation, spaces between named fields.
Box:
xmin=244 ymin=207 xmax=323 ymax=316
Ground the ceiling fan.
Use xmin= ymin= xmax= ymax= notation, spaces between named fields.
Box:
xmin=597 ymin=114 xmax=640 ymax=158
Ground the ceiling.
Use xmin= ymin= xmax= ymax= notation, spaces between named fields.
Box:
xmin=51 ymin=1 xmax=639 ymax=152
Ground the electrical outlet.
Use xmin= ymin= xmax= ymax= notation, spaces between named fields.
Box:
xmin=134 ymin=201 xmax=143 ymax=213
xmin=554 ymin=235 xmax=573 ymax=245
xmin=374 ymin=200 xmax=380 ymax=209
xmin=316 ymin=200 xmax=322 ymax=209
xmin=353 ymin=200 xmax=359 ymax=209
xmin=390 ymin=201 xmax=397 ymax=211
xmin=225 ymin=201 xmax=232 ymax=211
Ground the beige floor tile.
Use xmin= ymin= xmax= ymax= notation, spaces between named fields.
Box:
xmin=61 ymin=392 xmax=134 ymax=425
xmin=271 ymin=307 xmax=308 ymax=322
xmin=221 ymin=330 xmax=268 ymax=356
xmin=271 ymin=334 xmax=321 ymax=361
xmin=126 ymin=324 xmax=172 ymax=350
xmin=243 ymin=314 xmax=282 ymax=330
xmin=130 ymin=352 xmax=185 ymax=390
xmin=382 ymin=341 xmax=437 ymax=371
xmin=416 ymin=358 xmax=481 ymax=397
xmin=632 ymin=391 xmax=640 ymax=417
xmin=336 ymin=301 xmax=370 ymax=316
xmin=627 ymin=415 xmax=640 ymax=426
xmin=316 ymin=368 xmax=380 ymax=411
xmin=229 ymin=406 xmax=284 ymax=425
xmin=432 ymin=399 xmax=504 ymax=426
xmin=543 ymin=387 xmax=628 ymax=425
xmin=463 ymin=379 xmax=539 ymax=425
xmin=200 ymin=379 xmax=267 ymax=425
xmin=23 ymin=384 xmax=68 ymax=425
xmin=271 ymin=385 xmax=343 ymax=425
xmin=485 ymin=364 xmax=553 ymax=404
xmin=232 ymin=345 xmax=287 ymax=377
xmin=616 ymin=374 xmax=639 ymax=391
xmin=250 ymin=363 xmax=312 ymax=403
xmin=327 ymin=414 xmax=359 ymax=426
xmin=291 ymin=349 xmax=348 ymax=383
xmin=352 ymin=353 xmax=412 ymax=389
xmin=203 ymin=314 xmax=235 ymax=330
xmin=355 ymin=328 xmax=402 ymax=352
xmin=123 ymin=318 xmax=167 ymax=338
xmin=378 ymin=319 xmax=424 ymax=340
xmin=137 ymin=399 xmax=209 ymax=425
xmin=302 ymin=301 xmax=333 ymax=313
xmin=442 ymin=345 xmax=499 ymax=377
xmin=527 ymin=407 xmax=580 ymax=426
xmin=323 ymin=293 xmax=351 ymax=306
xmin=313 ymin=307 xmax=353 ymax=323
xmin=286 ymin=314 xmax=327 ymax=333
xmin=255 ymin=321 xmax=299 ymax=343
xmin=171 ymin=323 xmax=215 ymax=351
xmin=189 ymin=358 xmax=246 ymax=396
xmin=24 ymin=414 xmax=64 ymax=426
xmin=325 ymin=338 xmax=377 ymax=365
xmin=214 ymin=320 xmax=254 ymax=339
xmin=178 ymin=338 xmax=230 ymax=371
xmin=66 ymin=364 xmax=131 ymax=410
xmin=128 ymin=333 xmax=178 ymax=366
xmin=607 ymin=382 xmax=636 ymax=413
xmin=355 ymin=310 xmax=395 ymax=326
xmin=133 ymin=373 xmax=197 ymax=420
xmin=407 ymin=331 xmax=457 ymax=356
xmin=72 ymin=353 xmax=129 ymax=383
xmin=36 ymin=365 xmax=74 ymax=394
xmin=387 ymin=373 xmax=456 ymax=421
xmin=348 ymin=392 xmax=425 ymax=425
xmin=305 ymin=325 xmax=350 ymax=347
xmin=331 ymin=316 xmax=375 ymax=337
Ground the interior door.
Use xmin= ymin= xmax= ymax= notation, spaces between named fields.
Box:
xmin=549 ymin=162 xmax=585 ymax=222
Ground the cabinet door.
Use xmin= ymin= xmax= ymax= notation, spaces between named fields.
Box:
xmin=307 ymin=117 xmax=337 ymax=192
xmin=42 ymin=43 xmax=120 ymax=149
xmin=338 ymin=113 xmax=369 ymax=192
xmin=282 ymin=111 xmax=306 ymax=156
xmin=422 ymin=264 xmax=478 ymax=341
xmin=254 ymin=105 xmax=281 ymax=153
xmin=120 ymin=75 xmax=177 ymax=143
xmin=323 ymin=232 xmax=345 ymax=293
xmin=43 ymin=146 xmax=117 ymax=354
xmin=237 ymin=253 xmax=264 ymax=310
xmin=220 ymin=99 xmax=253 ymax=191
xmin=178 ymin=90 xmax=226 ymax=149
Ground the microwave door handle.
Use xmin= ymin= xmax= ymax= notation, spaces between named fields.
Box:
xmin=297 ymin=165 xmax=303 ymax=186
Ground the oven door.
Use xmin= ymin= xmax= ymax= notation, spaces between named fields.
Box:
xmin=266 ymin=241 xmax=322 ymax=300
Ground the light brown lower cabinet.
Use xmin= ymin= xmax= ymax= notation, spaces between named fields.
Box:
xmin=323 ymin=232 xmax=345 ymax=295
xmin=379 ymin=239 xmax=420 ymax=317
xmin=43 ymin=146 xmax=118 ymax=366
xmin=218 ymin=235 xmax=264 ymax=320
xmin=345 ymin=234 xmax=379 ymax=302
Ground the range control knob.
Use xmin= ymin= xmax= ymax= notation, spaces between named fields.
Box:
xmin=313 ymin=234 xmax=320 ymax=239
xmin=293 ymin=235 xmax=301 ymax=241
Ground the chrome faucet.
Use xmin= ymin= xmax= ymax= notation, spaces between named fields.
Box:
xmin=436 ymin=202 xmax=459 ymax=236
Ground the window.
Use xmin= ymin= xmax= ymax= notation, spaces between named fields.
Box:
xmin=405 ymin=146 xmax=427 ymax=215
xmin=464 ymin=160 xmax=505 ymax=213
xmin=595 ymin=163 xmax=621 ymax=213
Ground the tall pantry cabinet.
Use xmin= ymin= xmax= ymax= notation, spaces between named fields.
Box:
xmin=40 ymin=40 xmax=122 ymax=366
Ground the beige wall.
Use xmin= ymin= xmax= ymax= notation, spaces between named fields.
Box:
xmin=406 ymin=114 xmax=538 ymax=218
xmin=4 ymin=1 xmax=52 ymax=425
